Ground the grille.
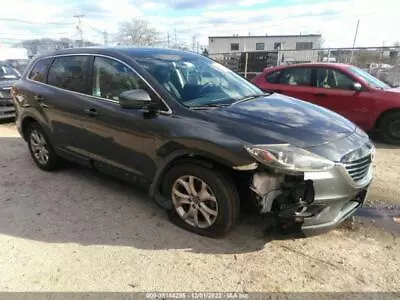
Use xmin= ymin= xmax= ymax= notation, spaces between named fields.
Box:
xmin=344 ymin=154 xmax=372 ymax=182
xmin=0 ymin=98 xmax=13 ymax=106
xmin=0 ymin=89 xmax=11 ymax=97
xmin=0 ymin=89 xmax=13 ymax=106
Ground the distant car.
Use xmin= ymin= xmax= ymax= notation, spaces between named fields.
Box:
xmin=12 ymin=48 xmax=374 ymax=237
xmin=5 ymin=59 xmax=30 ymax=74
xmin=253 ymin=63 xmax=400 ymax=144
xmin=0 ymin=61 xmax=20 ymax=120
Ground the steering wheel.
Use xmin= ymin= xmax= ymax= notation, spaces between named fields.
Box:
xmin=197 ymin=82 xmax=215 ymax=96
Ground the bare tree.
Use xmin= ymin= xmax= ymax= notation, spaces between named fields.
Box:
xmin=16 ymin=38 xmax=98 ymax=57
xmin=116 ymin=19 xmax=159 ymax=46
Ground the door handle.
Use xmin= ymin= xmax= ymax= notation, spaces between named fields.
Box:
xmin=314 ymin=93 xmax=327 ymax=97
xmin=84 ymin=108 xmax=99 ymax=117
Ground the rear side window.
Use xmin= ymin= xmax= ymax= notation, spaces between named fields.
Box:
xmin=278 ymin=67 xmax=312 ymax=86
xmin=28 ymin=58 xmax=52 ymax=83
xmin=47 ymin=56 xmax=89 ymax=93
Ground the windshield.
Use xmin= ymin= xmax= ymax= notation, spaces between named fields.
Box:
xmin=0 ymin=62 xmax=21 ymax=79
xmin=5 ymin=59 xmax=29 ymax=74
xmin=134 ymin=54 xmax=263 ymax=107
xmin=347 ymin=66 xmax=389 ymax=89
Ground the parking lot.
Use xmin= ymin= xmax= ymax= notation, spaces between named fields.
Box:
xmin=0 ymin=122 xmax=399 ymax=292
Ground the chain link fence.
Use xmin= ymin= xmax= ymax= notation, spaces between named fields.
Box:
xmin=209 ymin=47 xmax=400 ymax=87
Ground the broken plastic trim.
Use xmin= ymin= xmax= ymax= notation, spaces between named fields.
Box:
xmin=273 ymin=179 xmax=316 ymax=216
xmin=261 ymin=178 xmax=318 ymax=234
xmin=250 ymin=172 xmax=284 ymax=213
xmin=251 ymin=172 xmax=318 ymax=226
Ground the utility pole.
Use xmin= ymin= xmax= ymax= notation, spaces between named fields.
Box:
xmin=103 ymin=30 xmax=108 ymax=46
xmin=167 ymin=32 xmax=170 ymax=48
xmin=350 ymin=19 xmax=360 ymax=64
xmin=74 ymin=14 xmax=85 ymax=47
xmin=192 ymin=35 xmax=196 ymax=52
xmin=174 ymin=29 xmax=177 ymax=47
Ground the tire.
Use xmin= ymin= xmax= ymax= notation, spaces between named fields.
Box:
xmin=161 ymin=163 xmax=240 ymax=238
xmin=379 ymin=111 xmax=400 ymax=145
xmin=27 ymin=122 xmax=60 ymax=171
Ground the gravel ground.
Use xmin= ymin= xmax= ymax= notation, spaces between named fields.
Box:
xmin=0 ymin=122 xmax=399 ymax=292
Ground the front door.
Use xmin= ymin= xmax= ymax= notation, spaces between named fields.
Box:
xmin=76 ymin=55 xmax=169 ymax=183
xmin=311 ymin=67 xmax=373 ymax=129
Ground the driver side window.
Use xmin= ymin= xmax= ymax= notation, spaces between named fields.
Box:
xmin=92 ymin=56 xmax=144 ymax=101
xmin=315 ymin=68 xmax=355 ymax=90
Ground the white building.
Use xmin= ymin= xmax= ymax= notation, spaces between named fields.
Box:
xmin=208 ymin=34 xmax=322 ymax=65
xmin=208 ymin=34 xmax=322 ymax=53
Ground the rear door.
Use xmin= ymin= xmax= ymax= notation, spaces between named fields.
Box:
xmin=45 ymin=55 xmax=92 ymax=153
xmin=310 ymin=67 xmax=373 ymax=128
xmin=262 ymin=67 xmax=315 ymax=102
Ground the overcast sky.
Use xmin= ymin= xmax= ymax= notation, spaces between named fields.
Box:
xmin=0 ymin=0 xmax=398 ymax=49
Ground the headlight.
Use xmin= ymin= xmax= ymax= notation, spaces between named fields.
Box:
xmin=0 ymin=90 xmax=10 ymax=99
xmin=245 ymin=144 xmax=334 ymax=173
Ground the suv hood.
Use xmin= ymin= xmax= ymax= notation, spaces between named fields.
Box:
xmin=202 ymin=94 xmax=356 ymax=148
xmin=0 ymin=79 xmax=17 ymax=89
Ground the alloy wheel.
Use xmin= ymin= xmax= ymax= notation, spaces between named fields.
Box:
xmin=171 ymin=175 xmax=218 ymax=229
xmin=30 ymin=130 xmax=49 ymax=165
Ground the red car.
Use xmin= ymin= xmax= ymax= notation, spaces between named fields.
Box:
xmin=253 ymin=63 xmax=400 ymax=144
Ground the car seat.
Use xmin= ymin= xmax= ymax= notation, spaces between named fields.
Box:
xmin=65 ymin=65 xmax=85 ymax=92
xmin=318 ymin=70 xmax=331 ymax=88
xmin=152 ymin=66 xmax=181 ymax=99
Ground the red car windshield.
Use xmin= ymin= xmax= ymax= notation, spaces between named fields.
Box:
xmin=347 ymin=66 xmax=390 ymax=90
xmin=0 ymin=63 xmax=20 ymax=79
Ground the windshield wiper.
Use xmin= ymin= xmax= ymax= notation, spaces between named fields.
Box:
xmin=232 ymin=93 xmax=269 ymax=105
xmin=190 ymin=103 xmax=231 ymax=110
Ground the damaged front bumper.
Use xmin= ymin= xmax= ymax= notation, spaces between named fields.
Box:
xmin=251 ymin=163 xmax=373 ymax=236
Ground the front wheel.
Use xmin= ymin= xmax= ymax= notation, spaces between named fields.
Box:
xmin=161 ymin=164 xmax=240 ymax=238
xmin=379 ymin=111 xmax=400 ymax=145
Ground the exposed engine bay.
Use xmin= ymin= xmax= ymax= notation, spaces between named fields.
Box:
xmin=250 ymin=172 xmax=318 ymax=233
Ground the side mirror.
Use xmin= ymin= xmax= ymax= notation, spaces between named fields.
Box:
xmin=119 ymin=89 xmax=152 ymax=109
xmin=352 ymin=82 xmax=363 ymax=92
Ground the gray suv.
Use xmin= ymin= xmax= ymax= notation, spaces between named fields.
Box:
xmin=12 ymin=47 xmax=374 ymax=237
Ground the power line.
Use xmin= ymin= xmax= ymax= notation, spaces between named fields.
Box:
xmin=0 ymin=32 xmax=73 ymax=37
xmin=82 ymin=21 xmax=104 ymax=35
xmin=0 ymin=17 xmax=73 ymax=25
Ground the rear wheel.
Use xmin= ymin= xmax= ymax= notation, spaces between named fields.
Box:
xmin=161 ymin=164 xmax=240 ymax=238
xmin=27 ymin=122 xmax=60 ymax=171
xmin=379 ymin=111 xmax=400 ymax=145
